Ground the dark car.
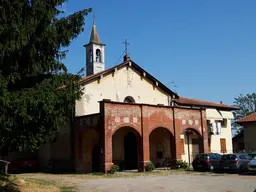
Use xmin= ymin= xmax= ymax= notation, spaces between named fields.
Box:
xmin=218 ymin=153 xmax=252 ymax=173
xmin=8 ymin=158 xmax=38 ymax=173
xmin=192 ymin=153 xmax=222 ymax=172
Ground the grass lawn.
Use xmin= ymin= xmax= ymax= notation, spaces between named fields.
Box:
xmin=0 ymin=175 xmax=75 ymax=192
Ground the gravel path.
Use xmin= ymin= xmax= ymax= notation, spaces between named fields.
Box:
xmin=82 ymin=174 xmax=256 ymax=192
xmin=19 ymin=173 xmax=256 ymax=192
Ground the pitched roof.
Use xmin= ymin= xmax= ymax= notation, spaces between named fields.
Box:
xmin=237 ymin=112 xmax=256 ymax=123
xmin=79 ymin=60 xmax=239 ymax=111
xmin=175 ymin=97 xmax=239 ymax=110
xmin=80 ymin=60 xmax=179 ymax=98
xmin=89 ymin=23 xmax=100 ymax=44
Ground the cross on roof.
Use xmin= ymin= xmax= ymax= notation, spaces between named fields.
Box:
xmin=122 ymin=39 xmax=130 ymax=55
xmin=93 ymin=11 xmax=96 ymax=24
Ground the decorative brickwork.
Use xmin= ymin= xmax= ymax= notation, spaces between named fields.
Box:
xmin=74 ymin=101 xmax=209 ymax=173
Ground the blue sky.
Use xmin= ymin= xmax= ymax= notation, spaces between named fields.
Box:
xmin=63 ymin=0 xmax=256 ymax=105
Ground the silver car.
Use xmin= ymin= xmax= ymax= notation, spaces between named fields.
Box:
xmin=247 ymin=156 xmax=256 ymax=173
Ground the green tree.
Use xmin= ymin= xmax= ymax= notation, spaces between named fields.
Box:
xmin=233 ymin=93 xmax=256 ymax=120
xmin=232 ymin=93 xmax=256 ymax=135
xmin=0 ymin=0 xmax=91 ymax=153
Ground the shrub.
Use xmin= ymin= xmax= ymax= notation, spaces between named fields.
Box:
xmin=145 ymin=162 xmax=155 ymax=172
xmin=108 ymin=164 xmax=120 ymax=174
xmin=176 ymin=160 xmax=189 ymax=169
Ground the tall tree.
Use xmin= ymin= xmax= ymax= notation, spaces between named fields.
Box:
xmin=233 ymin=93 xmax=256 ymax=120
xmin=232 ymin=93 xmax=256 ymax=135
xmin=0 ymin=0 xmax=91 ymax=153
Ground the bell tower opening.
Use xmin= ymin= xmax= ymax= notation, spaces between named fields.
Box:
xmin=84 ymin=22 xmax=106 ymax=76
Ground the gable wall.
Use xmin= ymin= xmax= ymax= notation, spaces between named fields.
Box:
xmin=76 ymin=66 xmax=171 ymax=116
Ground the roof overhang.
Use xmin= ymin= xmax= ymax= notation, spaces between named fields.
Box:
xmin=219 ymin=110 xmax=234 ymax=120
xmin=206 ymin=109 xmax=223 ymax=120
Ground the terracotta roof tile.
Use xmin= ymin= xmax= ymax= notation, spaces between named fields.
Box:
xmin=237 ymin=112 xmax=256 ymax=123
xmin=175 ymin=97 xmax=239 ymax=110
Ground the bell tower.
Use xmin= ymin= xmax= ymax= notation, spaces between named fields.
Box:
xmin=84 ymin=22 xmax=106 ymax=76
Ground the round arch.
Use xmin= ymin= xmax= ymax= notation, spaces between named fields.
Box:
xmin=124 ymin=96 xmax=135 ymax=103
xmin=112 ymin=127 xmax=142 ymax=170
xmin=183 ymin=128 xmax=203 ymax=166
xmin=96 ymin=49 xmax=101 ymax=62
xmin=149 ymin=127 xmax=176 ymax=168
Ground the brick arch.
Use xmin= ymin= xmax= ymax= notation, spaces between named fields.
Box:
xmin=111 ymin=123 xmax=142 ymax=137
xmin=112 ymin=126 xmax=143 ymax=170
xmin=149 ymin=126 xmax=174 ymax=136
xmin=149 ymin=127 xmax=176 ymax=167
xmin=180 ymin=126 xmax=202 ymax=137
xmin=183 ymin=127 xmax=202 ymax=138
xmin=182 ymin=127 xmax=204 ymax=166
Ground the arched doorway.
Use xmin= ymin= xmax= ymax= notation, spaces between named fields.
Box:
xmin=183 ymin=128 xmax=202 ymax=166
xmin=92 ymin=144 xmax=100 ymax=172
xmin=112 ymin=127 xmax=141 ymax=170
xmin=124 ymin=132 xmax=137 ymax=169
xmin=149 ymin=127 xmax=175 ymax=168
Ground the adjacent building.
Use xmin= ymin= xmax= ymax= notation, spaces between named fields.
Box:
xmin=236 ymin=112 xmax=256 ymax=153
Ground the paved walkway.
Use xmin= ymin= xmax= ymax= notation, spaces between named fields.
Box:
xmin=82 ymin=174 xmax=256 ymax=192
xmin=19 ymin=172 xmax=256 ymax=192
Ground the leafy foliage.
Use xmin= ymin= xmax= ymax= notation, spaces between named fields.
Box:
xmin=233 ymin=93 xmax=256 ymax=121
xmin=232 ymin=93 xmax=256 ymax=135
xmin=108 ymin=165 xmax=120 ymax=174
xmin=0 ymin=0 xmax=92 ymax=152
xmin=145 ymin=161 xmax=155 ymax=172
xmin=175 ymin=160 xmax=188 ymax=169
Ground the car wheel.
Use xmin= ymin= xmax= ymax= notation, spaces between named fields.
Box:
xmin=239 ymin=166 xmax=244 ymax=175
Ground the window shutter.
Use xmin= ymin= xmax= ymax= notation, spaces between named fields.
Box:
xmin=220 ymin=138 xmax=227 ymax=153
xmin=212 ymin=123 xmax=216 ymax=135
xmin=180 ymin=139 xmax=185 ymax=154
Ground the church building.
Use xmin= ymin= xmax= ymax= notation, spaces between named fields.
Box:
xmin=38 ymin=22 xmax=239 ymax=173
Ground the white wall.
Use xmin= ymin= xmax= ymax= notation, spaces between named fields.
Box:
xmin=208 ymin=118 xmax=233 ymax=154
xmin=76 ymin=66 xmax=171 ymax=116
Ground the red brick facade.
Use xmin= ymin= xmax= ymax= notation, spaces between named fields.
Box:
xmin=74 ymin=100 xmax=209 ymax=173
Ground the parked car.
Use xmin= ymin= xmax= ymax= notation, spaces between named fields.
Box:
xmin=192 ymin=153 xmax=222 ymax=172
xmin=8 ymin=158 xmax=38 ymax=173
xmin=218 ymin=153 xmax=252 ymax=173
xmin=247 ymin=156 xmax=256 ymax=174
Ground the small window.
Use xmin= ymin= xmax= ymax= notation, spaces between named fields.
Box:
xmin=124 ymin=96 xmax=135 ymax=103
xmin=221 ymin=119 xmax=227 ymax=128
xmin=96 ymin=49 xmax=101 ymax=62
xmin=89 ymin=49 xmax=93 ymax=62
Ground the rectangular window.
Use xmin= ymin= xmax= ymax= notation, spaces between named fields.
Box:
xmin=220 ymin=138 xmax=227 ymax=153
xmin=221 ymin=119 xmax=227 ymax=128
